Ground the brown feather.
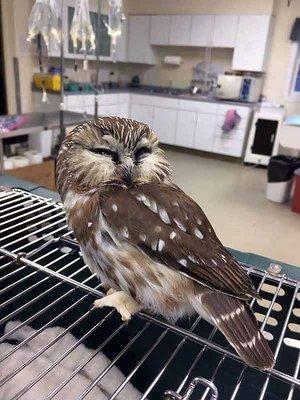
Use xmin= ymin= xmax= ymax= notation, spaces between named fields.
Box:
xmin=100 ymin=183 xmax=258 ymax=300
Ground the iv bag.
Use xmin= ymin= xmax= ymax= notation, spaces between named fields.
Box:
xmin=70 ymin=0 xmax=96 ymax=54
xmin=27 ymin=0 xmax=60 ymax=51
xmin=105 ymin=0 xmax=124 ymax=59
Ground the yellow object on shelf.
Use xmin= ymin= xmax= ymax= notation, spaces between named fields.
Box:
xmin=33 ymin=73 xmax=61 ymax=92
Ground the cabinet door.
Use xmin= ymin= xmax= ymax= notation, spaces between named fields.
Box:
xmin=130 ymin=104 xmax=153 ymax=127
xmin=115 ymin=19 xmax=128 ymax=62
xmin=213 ymin=137 xmax=243 ymax=157
xmin=232 ymin=15 xmax=273 ymax=71
xmin=98 ymin=105 xmax=119 ymax=117
xmin=169 ymin=15 xmax=192 ymax=46
xmin=150 ymin=16 xmax=170 ymax=45
xmin=128 ymin=16 xmax=155 ymax=64
xmin=213 ymin=15 xmax=238 ymax=48
xmin=118 ymin=103 xmax=129 ymax=118
xmin=190 ymin=15 xmax=214 ymax=47
xmin=194 ymin=113 xmax=216 ymax=151
xmin=64 ymin=0 xmax=111 ymax=60
xmin=175 ymin=110 xmax=196 ymax=148
xmin=152 ymin=108 xmax=177 ymax=145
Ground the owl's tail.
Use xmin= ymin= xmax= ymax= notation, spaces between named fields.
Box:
xmin=195 ymin=291 xmax=275 ymax=371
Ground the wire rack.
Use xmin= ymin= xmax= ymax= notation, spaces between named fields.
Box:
xmin=0 ymin=188 xmax=299 ymax=400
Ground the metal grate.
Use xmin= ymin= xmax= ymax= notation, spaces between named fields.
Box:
xmin=0 ymin=188 xmax=299 ymax=400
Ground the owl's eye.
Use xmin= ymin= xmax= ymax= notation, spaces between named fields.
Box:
xmin=134 ymin=147 xmax=151 ymax=162
xmin=90 ymin=148 xmax=120 ymax=164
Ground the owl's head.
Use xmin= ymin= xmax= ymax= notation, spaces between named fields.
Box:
xmin=56 ymin=117 xmax=171 ymax=198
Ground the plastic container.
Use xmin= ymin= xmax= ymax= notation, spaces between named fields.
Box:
xmin=33 ymin=73 xmax=61 ymax=92
xmin=291 ymin=168 xmax=300 ymax=213
xmin=266 ymin=156 xmax=300 ymax=203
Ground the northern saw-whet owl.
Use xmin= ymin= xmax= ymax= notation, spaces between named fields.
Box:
xmin=56 ymin=117 xmax=274 ymax=370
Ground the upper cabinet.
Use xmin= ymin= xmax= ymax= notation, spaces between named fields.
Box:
xmin=63 ymin=0 xmax=112 ymax=60
xmin=190 ymin=15 xmax=214 ymax=47
xmin=150 ymin=15 xmax=171 ymax=45
xmin=128 ymin=16 xmax=155 ymax=64
xmin=169 ymin=15 xmax=192 ymax=46
xmin=232 ymin=15 xmax=274 ymax=72
xmin=115 ymin=19 xmax=128 ymax=62
xmin=212 ymin=15 xmax=238 ymax=48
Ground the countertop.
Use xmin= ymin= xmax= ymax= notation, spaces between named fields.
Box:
xmin=33 ymin=86 xmax=258 ymax=108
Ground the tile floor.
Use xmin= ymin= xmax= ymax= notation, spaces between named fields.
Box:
xmin=165 ymin=149 xmax=300 ymax=267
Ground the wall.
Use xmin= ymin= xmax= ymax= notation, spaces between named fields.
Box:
xmin=1 ymin=0 xmax=17 ymax=114
xmin=263 ymin=0 xmax=300 ymax=114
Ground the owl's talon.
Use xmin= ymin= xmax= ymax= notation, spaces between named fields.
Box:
xmin=92 ymin=291 xmax=141 ymax=322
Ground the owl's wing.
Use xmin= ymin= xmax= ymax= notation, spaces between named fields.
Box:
xmin=100 ymin=183 xmax=258 ymax=300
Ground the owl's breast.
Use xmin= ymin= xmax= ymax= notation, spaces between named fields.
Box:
xmin=63 ymin=189 xmax=196 ymax=321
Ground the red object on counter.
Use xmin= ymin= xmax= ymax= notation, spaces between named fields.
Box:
xmin=291 ymin=168 xmax=300 ymax=213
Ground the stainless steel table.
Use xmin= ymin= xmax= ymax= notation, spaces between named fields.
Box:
xmin=0 ymin=111 xmax=92 ymax=173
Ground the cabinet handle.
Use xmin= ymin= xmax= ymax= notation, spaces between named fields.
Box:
xmin=271 ymin=134 xmax=275 ymax=143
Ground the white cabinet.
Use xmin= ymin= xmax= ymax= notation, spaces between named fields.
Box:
xmin=232 ymin=15 xmax=273 ymax=72
xmin=115 ymin=19 xmax=128 ymax=62
xmin=190 ymin=15 xmax=214 ymax=47
xmin=153 ymin=107 xmax=177 ymax=145
xmin=213 ymin=137 xmax=244 ymax=157
xmin=98 ymin=105 xmax=119 ymax=117
xmin=169 ymin=15 xmax=191 ymax=46
xmin=130 ymin=104 xmax=153 ymax=127
xmin=176 ymin=110 xmax=196 ymax=148
xmin=150 ymin=16 xmax=170 ymax=45
xmin=118 ymin=103 xmax=129 ymax=118
xmin=194 ymin=113 xmax=216 ymax=152
xmin=213 ymin=15 xmax=238 ymax=48
xmin=128 ymin=16 xmax=155 ymax=64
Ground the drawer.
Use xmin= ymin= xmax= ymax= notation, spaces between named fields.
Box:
xmin=130 ymin=94 xmax=155 ymax=106
xmin=217 ymin=104 xmax=251 ymax=119
xmin=98 ymin=104 xmax=120 ymax=117
xmin=215 ymin=126 xmax=246 ymax=141
xmin=66 ymin=95 xmax=86 ymax=108
xmin=151 ymin=96 xmax=179 ymax=109
xmin=178 ymin=99 xmax=218 ymax=114
xmin=84 ymin=95 xmax=95 ymax=106
xmin=65 ymin=104 xmax=85 ymax=113
xmin=97 ymin=93 xmax=120 ymax=105
xmin=213 ymin=137 xmax=244 ymax=157
xmin=216 ymin=114 xmax=248 ymax=131
xmin=118 ymin=93 xmax=130 ymax=103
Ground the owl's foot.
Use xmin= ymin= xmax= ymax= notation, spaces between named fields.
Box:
xmin=92 ymin=291 xmax=141 ymax=322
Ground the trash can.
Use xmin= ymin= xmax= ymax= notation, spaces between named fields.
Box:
xmin=291 ymin=168 xmax=300 ymax=213
xmin=267 ymin=156 xmax=300 ymax=203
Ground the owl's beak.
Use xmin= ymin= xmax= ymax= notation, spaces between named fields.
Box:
xmin=121 ymin=165 xmax=133 ymax=187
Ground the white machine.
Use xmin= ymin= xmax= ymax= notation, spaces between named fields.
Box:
xmin=216 ymin=75 xmax=263 ymax=102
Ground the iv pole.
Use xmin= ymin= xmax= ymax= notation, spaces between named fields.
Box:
xmin=59 ymin=0 xmax=65 ymax=142
xmin=94 ymin=0 xmax=102 ymax=119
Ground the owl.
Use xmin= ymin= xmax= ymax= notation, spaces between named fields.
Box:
xmin=56 ymin=116 xmax=274 ymax=370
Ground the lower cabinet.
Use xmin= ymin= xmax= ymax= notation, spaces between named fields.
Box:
xmin=118 ymin=103 xmax=130 ymax=118
xmin=175 ymin=110 xmax=196 ymax=148
xmin=130 ymin=104 xmax=154 ymax=127
xmin=213 ymin=137 xmax=244 ymax=157
xmin=194 ymin=113 xmax=216 ymax=152
xmin=152 ymin=107 xmax=178 ymax=145
xmin=98 ymin=104 xmax=120 ymax=117
xmin=56 ymin=93 xmax=252 ymax=158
